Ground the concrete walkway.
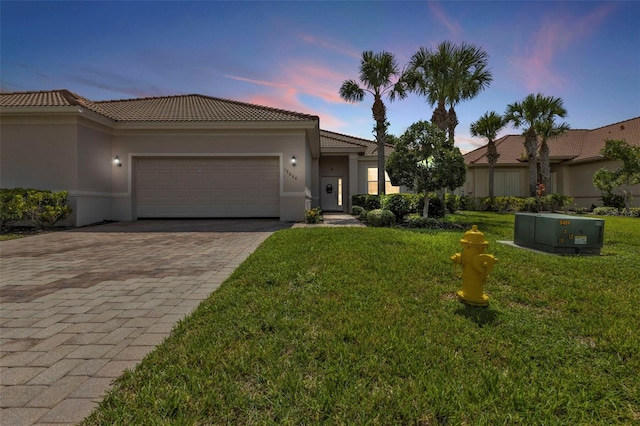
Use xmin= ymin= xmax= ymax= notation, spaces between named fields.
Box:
xmin=0 ymin=219 xmax=290 ymax=425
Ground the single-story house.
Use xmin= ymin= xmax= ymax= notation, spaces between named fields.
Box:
xmin=462 ymin=116 xmax=640 ymax=207
xmin=0 ymin=90 xmax=395 ymax=226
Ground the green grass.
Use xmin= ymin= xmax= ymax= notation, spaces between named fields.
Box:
xmin=84 ymin=212 xmax=639 ymax=425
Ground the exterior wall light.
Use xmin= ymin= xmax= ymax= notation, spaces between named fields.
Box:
xmin=113 ymin=156 xmax=122 ymax=167
xmin=291 ymin=155 xmax=297 ymax=167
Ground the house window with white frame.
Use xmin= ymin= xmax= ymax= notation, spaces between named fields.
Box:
xmin=367 ymin=167 xmax=400 ymax=195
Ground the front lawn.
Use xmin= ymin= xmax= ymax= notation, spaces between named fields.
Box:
xmin=84 ymin=212 xmax=639 ymax=425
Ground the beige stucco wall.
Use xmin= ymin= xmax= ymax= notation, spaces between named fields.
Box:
xmin=565 ymin=160 xmax=640 ymax=208
xmin=75 ymin=119 xmax=114 ymax=225
xmin=0 ymin=115 xmax=80 ymax=225
xmin=0 ymin=115 xmax=79 ymax=191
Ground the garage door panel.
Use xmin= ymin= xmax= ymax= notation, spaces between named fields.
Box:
xmin=136 ymin=157 xmax=280 ymax=218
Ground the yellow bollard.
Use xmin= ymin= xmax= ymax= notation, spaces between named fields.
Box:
xmin=451 ymin=225 xmax=498 ymax=307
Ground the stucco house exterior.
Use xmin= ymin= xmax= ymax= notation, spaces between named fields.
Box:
xmin=0 ymin=90 xmax=393 ymax=226
xmin=462 ymin=116 xmax=640 ymax=208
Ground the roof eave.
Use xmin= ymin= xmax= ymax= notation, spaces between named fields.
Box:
xmin=0 ymin=106 xmax=82 ymax=116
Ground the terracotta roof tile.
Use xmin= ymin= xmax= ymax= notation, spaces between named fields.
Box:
xmin=465 ymin=117 xmax=640 ymax=166
xmin=0 ymin=90 xmax=318 ymax=123
xmin=320 ymin=130 xmax=394 ymax=156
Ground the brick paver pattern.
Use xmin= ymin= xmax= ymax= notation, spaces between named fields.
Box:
xmin=0 ymin=219 xmax=290 ymax=426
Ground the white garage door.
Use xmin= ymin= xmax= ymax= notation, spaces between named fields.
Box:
xmin=136 ymin=157 xmax=280 ymax=218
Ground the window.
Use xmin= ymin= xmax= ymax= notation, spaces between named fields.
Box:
xmin=368 ymin=168 xmax=400 ymax=195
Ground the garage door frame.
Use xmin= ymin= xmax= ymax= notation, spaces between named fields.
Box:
xmin=130 ymin=153 xmax=284 ymax=219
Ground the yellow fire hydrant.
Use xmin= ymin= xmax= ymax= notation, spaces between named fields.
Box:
xmin=451 ymin=225 xmax=498 ymax=307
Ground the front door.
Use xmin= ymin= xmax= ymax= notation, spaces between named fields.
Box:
xmin=321 ymin=177 xmax=342 ymax=211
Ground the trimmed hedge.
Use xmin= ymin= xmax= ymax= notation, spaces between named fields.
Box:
xmin=1 ymin=188 xmax=72 ymax=229
xmin=352 ymin=193 xmax=448 ymax=219
xmin=366 ymin=209 xmax=395 ymax=227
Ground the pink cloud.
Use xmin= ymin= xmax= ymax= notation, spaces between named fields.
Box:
xmin=509 ymin=4 xmax=615 ymax=92
xmin=428 ymin=1 xmax=463 ymax=38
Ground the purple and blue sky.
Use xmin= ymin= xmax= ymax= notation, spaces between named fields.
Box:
xmin=2 ymin=1 xmax=639 ymax=152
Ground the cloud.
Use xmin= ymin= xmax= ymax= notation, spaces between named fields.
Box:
xmin=455 ymin=135 xmax=486 ymax=154
xmin=223 ymin=59 xmax=353 ymax=130
xmin=299 ymin=33 xmax=361 ymax=60
xmin=509 ymin=3 xmax=615 ymax=92
xmin=427 ymin=1 xmax=463 ymax=38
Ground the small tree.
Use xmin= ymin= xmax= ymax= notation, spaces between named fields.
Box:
xmin=386 ymin=121 xmax=466 ymax=217
xmin=593 ymin=139 xmax=640 ymax=212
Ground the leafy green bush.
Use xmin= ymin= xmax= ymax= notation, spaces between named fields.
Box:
xmin=351 ymin=205 xmax=365 ymax=216
xmin=304 ymin=207 xmax=323 ymax=224
xmin=543 ymin=193 xmax=573 ymax=212
xmin=0 ymin=188 xmax=28 ymax=226
xmin=1 ymin=188 xmax=72 ymax=229
xmin=358 ymin=209 xmax=369 ymax=222
xmin=601 ymin=193 xmax=625 ymax=209
xmin=366 ymin=209 xmax=395 ymax=227
xmin=381 ymin=193 xmax=411 ymax=220
xmin=407 ymin=215 xmax=440 ymax=229
xmin=444 ymin=194 xmax=461 ymax=213
xmin=626 ymin=207 xmax=640 ymax=217
xmin=592 ymin=206 xmax=620 ymax=216
xmin=351 ymin=194 xmax=381 ymax=211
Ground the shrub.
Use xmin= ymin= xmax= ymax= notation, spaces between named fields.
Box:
xmin=358 ymin=209 xmax=369 ymax=222
xmin=520 ymin=197 xmax=540 ymax=212
xmin=1 ymin=188 xmax=72 ymax=229
xmin=407 ymin=215 xmax=440 ymax=229
xmin=592 ymin=206 xmax=620 ymax=216
xmin=542 ymin=193 xmax=574 ymax=212
xmin=625 ymin=207 xmax=640 ymax=217
xmin=304 ymin=207 xmax=323 ymax=224
xmin=444 ymin=194 xmax=461 ymax=213
xmin=366 ymin=209 xmax=395 ymax=227
xmin=351 ymin=194 xmax=381 ymax=211
xmin=25 ymin=190 xmax=73 ymax=229
xmin=427 ymin=194 xmax=446 ymax=219
xmin=351 ymin=194 xmax=367 ymax=209
xmin=381 ymin=193 xmax=411 ymax=220
xmin=601 ymin=193 xmax=625 ymax=209
xmin=351 ymin=205 xmax=365 ymax=216
xmin=0 ymin=188 xmax=28 ymax=226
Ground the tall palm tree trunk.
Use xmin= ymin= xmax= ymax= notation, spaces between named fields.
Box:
xmin=447 ymin=106 xmax=458 ymax=143
xmin=486 ymin=140 xmax=499 ymax=200
xmin=539 ymin=141 xmax=550 ymax=194
xmin=524 ymin=128 xmax=538 ymax=196
xmin=372 ymin=95 xmax=387 ymax=195
xmin=431 ymin=102 xmax=448 ymax=133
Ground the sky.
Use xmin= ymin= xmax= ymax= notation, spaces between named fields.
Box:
xmin=2 ymin=0 xmax=639 ymax=153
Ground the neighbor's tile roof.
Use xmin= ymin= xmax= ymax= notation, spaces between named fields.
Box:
xmin=320 ymin=130 xmax=394 ymax=156
xmin=465 ymin=117 xmax=640 ymax=166
xmin=0 ymin=89 xmax=319 ymax=123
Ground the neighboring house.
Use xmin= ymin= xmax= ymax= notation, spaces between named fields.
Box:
xmin=462 ymin=116 xmax=640 ymax=208
xmin=0 ymin=90 xmax=394 ymax=226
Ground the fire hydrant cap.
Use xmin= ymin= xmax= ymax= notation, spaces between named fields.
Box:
xmin=461 ymin=225 xmax=489 ymax=246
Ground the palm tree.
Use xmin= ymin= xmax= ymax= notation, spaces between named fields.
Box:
xmin=537 ymin=115 xmax=570 ymax=193
xmin=505 ymin=94 xmax=568 ymax=196
xmin=339 ymin=51 xmax=408 ymax=195
xmin=408 ymin=41 xmax=492 ymax=143
xmin=470 ymin=111 xmax=507 ymax=201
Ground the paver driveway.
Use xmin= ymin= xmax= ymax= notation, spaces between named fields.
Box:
xmin=0 ymin=219 xmax=290 ymax=425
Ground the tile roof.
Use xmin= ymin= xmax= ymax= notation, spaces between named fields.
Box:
xmin=465 ymin=116 xmax=640 ymax=166
xmin=0 ymin=89 xmax=319 ymax=123
xmin=320 ymin=130 xmax=394 ymax=156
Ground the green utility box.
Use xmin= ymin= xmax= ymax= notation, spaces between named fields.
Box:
xmin=514 ymin=213 xmax=605 ymax=255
